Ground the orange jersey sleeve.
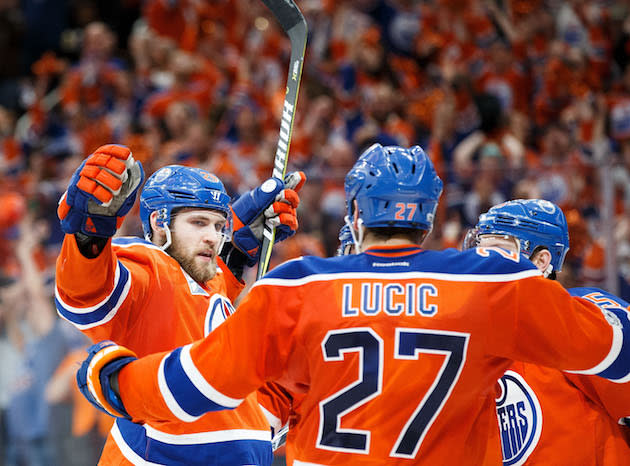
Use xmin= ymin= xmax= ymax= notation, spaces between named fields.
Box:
xmin=566 ymin=374 xmax=630 ymax=423
xmin=117 ymin=247 xmax=630 ymax=465
xmin=55 ymin=235 xmax=245 ymax=350
xmin=562 ymin=287 xmax=630 ymax=422
xmin=484 ymin=277 xmax=621 ymax=373
xmin=55 ymin=234 xmax=148 ymax=344
xmin=56 ymin=235 xmax=272 ymax=464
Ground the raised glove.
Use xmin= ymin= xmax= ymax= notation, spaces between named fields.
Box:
xmin=58 ymin=144 xmax=144 ymax=237
xmin=231 ymin=171 xmax=306 ymax=266
xmin=76 ymin=340 xmax=137 ymax=418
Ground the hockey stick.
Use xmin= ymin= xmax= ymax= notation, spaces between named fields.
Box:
xmin=271 ymin=423 xmax=289 ymax=452
xmin=256 ymin=0 xmax=308 ymax=280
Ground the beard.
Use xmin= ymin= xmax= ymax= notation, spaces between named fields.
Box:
xmin=167 ymin=235 xmax=217 ymax=284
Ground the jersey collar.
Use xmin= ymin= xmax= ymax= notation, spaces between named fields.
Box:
xmin=363 ymin=244 xmax=424 ymax=257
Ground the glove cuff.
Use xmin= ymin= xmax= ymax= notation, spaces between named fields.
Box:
xmin=219 ymin=243 xmax=250 ymax=280
xmin=99 ymin=356 xmax=136 ymax=418
xmin=75 ymin=233 xmax=109 ymax=258
xmin=231 ymin=227 xmax=261 ymax=267
xmin=84 ymin=345 xmax=137 ymax=418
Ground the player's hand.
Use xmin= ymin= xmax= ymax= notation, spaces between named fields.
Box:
xmin=231 ymin=171 xmax=306 ymax=266
xmin=76 ymin=340 xmax=137 ymax=419
xmin=336 ymin=224 xmax=355 ymax=256
xmin=58 ymin=144 xmax=145 ymax=237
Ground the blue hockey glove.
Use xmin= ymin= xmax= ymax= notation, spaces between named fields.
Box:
xmin=58 ymin=144 xmax=144 ymax=238
xmin=76 ymin=340 xmax=137 ymax=419
xmin=231 ymin=171 xmax=305 ymax=266
xmin=336 ymin=224 xmax=355 ymax=256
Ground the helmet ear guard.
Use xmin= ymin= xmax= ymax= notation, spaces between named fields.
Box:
xmin=146 ymin=209 xmax=176 ymax=250
xmin=154 ymin=208 xmax=169 ymax=230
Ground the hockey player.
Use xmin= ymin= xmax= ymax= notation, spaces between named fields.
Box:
xmin=55 ymin=144 xmax=305 ymax=465
xmin=75 ymin=144 xmax=630 ymax=465
xmin=465 ymin=199 xmax=630 ymax=465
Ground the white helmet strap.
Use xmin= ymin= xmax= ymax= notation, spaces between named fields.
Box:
xmin=542 ymin=262 xmax=554 ymax=278
xmin=344 ymin=215 xmax=365 ymax=253
xmin=160 ymin=224 xmax=173 ymax=251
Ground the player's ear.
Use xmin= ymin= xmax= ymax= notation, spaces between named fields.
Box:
xmin=531 ymin=249 xmax=552 ymax=273
xmin=149 ymin=211 xmax=165 ymax=242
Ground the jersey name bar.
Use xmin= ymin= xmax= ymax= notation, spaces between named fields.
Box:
xmin=342 ymin=282 xmax=439 ymax=317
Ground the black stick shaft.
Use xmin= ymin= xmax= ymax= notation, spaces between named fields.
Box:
xmin=256 ymin=0 xmax=307 ymax=280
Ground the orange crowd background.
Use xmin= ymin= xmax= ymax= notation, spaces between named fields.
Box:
xmin=0 ymin=0 xmax=629 ymax=464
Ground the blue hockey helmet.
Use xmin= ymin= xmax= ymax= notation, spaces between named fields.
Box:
xmin=472 ymin=199 xmax=570 ymax=271
xmin=344 ymin=144 xmax=443 ymax=231
xmin=139 ymin=165 xmax=231 ymax=240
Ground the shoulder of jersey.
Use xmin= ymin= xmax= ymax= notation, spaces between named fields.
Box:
xmin=569 ymin=286 xmax=630 ymax=308
xmin=261 ymin=248 xmax=539 ymax=282
xmin=262 ymin=255 xmax=342 ymax=281
xmin=447 ymin=247 xmax=539 ymax=275
xmin=112 ymin=236 xmax=171 ymax=260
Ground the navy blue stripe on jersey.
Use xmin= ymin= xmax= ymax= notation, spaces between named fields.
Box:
xmin=569 ymin=287 xmax=630 ymax=309
xmin=159 ymin=346 xmax=241 ymax=421
xmin=569 ymin=287 xmax=630 ymax=382
xmin=112 ymin=236 xmax=170 ymax=256
xmin=55 ymin=261 xmax=131 ymax=329
xmin=113 ymin=237 xmax=155 ymax=247
xmin=264 ymin=247 xmax=539 ymax=282
xmin=596 ymin=317 xmax=630 ymax=382
xmin=113 ymin=419 xmax=272 ymax=466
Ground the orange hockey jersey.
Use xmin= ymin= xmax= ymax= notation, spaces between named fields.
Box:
xmin=493 ymin=287 xmax=630 ymax=465
xmin=55 ymin=235 xmax=273 ymax=465
xmin=115 ymin=245 xmax=630 ymax=465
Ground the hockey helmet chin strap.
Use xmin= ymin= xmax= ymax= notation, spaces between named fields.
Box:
xmin=161 ymin=224 xmax=174 ymax=251
xmin=144 ymin=223 xmax=174 ymax=251
xmin=344 ymin=215 xmax=365 ymax=253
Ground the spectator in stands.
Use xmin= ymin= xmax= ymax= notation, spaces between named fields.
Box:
xmin=4 ymin=215 xmax=85 ymax=466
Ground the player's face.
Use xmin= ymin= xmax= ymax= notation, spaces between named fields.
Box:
xmin=476 ymin=234 xmax=520 ymax=255
xmin=167 ymin=208 xmax=228 ymax=283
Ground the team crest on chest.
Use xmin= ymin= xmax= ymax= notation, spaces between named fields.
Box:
xmin=495 ymin=371 xmax=543 ymax=466
xmin=205 ymin=294 xmax=235 ymax=336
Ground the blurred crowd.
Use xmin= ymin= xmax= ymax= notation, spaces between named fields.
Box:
xmin=1 ymin=0 xmax=630 ymax=464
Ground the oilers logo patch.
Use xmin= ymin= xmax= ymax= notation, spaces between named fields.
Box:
xmin=205 ymin=294 xmax=235 ymax=336
xmin=532 ymin=199 xmax=556 ymax=214
xmin=495 ymin=371 xmax=542 ymax=466
xmin=153 ymin=167 xmax=172 ymax=182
